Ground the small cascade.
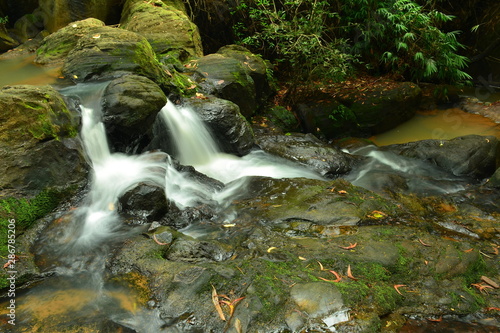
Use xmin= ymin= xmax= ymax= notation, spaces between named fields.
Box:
xmin=159 ymin=102 xmax=323 ymax=185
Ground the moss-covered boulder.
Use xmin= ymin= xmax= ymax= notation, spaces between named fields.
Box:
xmin=61 ymin=25 xmax=167 ymax=84
xmin=102 ymin=74 xmax=167 ymax=152
xmin=190 ymin=53 xmax=257 ymax=118
xmin=183 ymin=95 xmax=255 ymax=156
xmin=295 ymin=81 xmax=422 ymax=139
xmin=0 ymin=85 xmax=85 ymax=198
xmin=38 ymin=0 xmax=122 ymax=33
xmin=120 ymin=0 xmax=203 ymax=59
xmin=217 ymin=44 xmax=273 ymax=106
xmin=34 ymin=18 xmax=106 ymax=66
xmin=0 ymin=23 xmax=19 ymax=52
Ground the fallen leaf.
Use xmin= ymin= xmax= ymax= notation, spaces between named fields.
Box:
xmin=471 ymin=283 xmax=494 ymax=294
xmin=486 ymin=307 xmax=500 ymax=311
xmin=298 ymin=256 xmax=307 ymax=261
xmin=394 ymin=284 xmax=406 ymax=295
xmin=339 ymin=242 xmax=358 ymax=250
xmin=92 ymin=33 xmax=101 ymax=39
xmin=427 ymin=316 xmax=442 ymax=322
xmin=317 ymin=261 xmax=325 ymax=271
xmin=463 ymin=248 xmax=474 ymax=253
xmin=347 ymin=265 xmax=358 ymax=280
xmin=329 ymin=270 xmax=342 ymax=282
xmin=153 ymin=233 xmax=169 ymax=246
xmin=481 ymin=276 xmax=499 ymax=289
xmin=338 ymin=190 xmax=348 ymax=195
xmin=267 ymin=247 xmax=278 ymax=253
xmin=211 ymin=285 xmax=226 ymax=321
xmin=418 ymin=238 xmax=431 ymax=247
xmin=223 ymin=223 xmax=236 ymax=228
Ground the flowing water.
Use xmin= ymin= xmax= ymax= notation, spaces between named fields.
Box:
xmin=0 ymin=83 xmax=324 ymax=332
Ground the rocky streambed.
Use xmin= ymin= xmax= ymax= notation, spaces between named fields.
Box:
xmin=0 ymin=1 xmax=499 ymax=332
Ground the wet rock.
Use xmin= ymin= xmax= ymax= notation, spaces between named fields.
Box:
xmin=490 ymin=167 xmax=500 ymax=187
xmin=120 ymin=0 xmax=203 ymax=59
xmin=61 ymin=25 xmax=168 ymax=84
xmin=190 ymin=53 xmax=257 ymax=118
xmin=384 ymin=135 xmax=499 ymax=179
xmin=235 ymin=177 xmax=396 ymax=226
xmin=34 ymin=18 xmax=106 ymax=66
xmin=118 ymin=183 xmax=169 ymax=223
xmin=183 ymin=95 xmax=255 ymax=156
xmin=165 ymin=238 xmax=234 ymax=262
xmin=290 ymin=282 xmax=343 ymax=318
xmin=102 ymin=74 xmax=167 ymax=152
xmin=255 ymin=133 xmax=363 ymax=177
xmin=0 ymin=84 xmax=85 ymax=197
xmin=0 ymin=24 xmax=19 ymax=51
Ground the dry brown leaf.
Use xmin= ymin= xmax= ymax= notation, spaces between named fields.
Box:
xmin=481 ymin=276 xmax=499 ymax=289
xmin=394 ymin=284 xmax=406 ymax=295
xmin=211 ymin=285 xmax=226 ymax=321
xmin=347 ymin=265 xmax=358 ymax=280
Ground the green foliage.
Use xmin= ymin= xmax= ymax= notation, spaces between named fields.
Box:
xmin=232 ymin=0 xmax=356 ymax=85
xmin=0 ymin=16 xmax=8 ymax=25
xmin=341 ymin=0 xmax=471 ymax=83
xmin=231 ymin=0 xmax=471 ymax=85
xmin=327 ymin=104 xmax=356 ymax=123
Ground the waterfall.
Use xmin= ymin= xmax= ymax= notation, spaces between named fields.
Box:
xmin=159 ymin=101 xmax=323 ymax=185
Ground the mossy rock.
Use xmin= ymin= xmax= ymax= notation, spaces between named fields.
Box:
xmin=0 ymin=84 xmax=86 ymax=197
xmin=34 ymin=18 xmax=106 ymax=65
xmin=120 ymin=0 xmax=203 ymax=59
xmin=190 ymin=53 xmax=257 ymax=118
xmin=61 ymin=26 xmax=168 ymax=84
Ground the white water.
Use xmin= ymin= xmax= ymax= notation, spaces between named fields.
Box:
xmin=345 ymin=145 xmax=468 ymax=195
xmin=159 ymin=101 xmax=322 ymax=184
xmin=71 ymin=98 xmax=323 ymax=245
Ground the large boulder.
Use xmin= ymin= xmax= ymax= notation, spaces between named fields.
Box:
xmin=383 ymin=135 xmax=499 ymax=179
xmin=102 ymin=74 xmax=167 ymax=152
xmin=216 ymin=45 xmax=273 ymax=106
xmin=256 ymin=133 xmax=362 ymax=178
xmin=34 ymin=18 xmax=106 ymax=66
xmin=183 ymin=96 xmax=255 ymax=156
xmin=189 ymin=53 xmax=257 ymax=118
xmin=38 ymin=0 xmax=122 ymax=33
xmin=0 ymin=85 xmax=86 ymax=197
xmin=61 ymin=25 xmax=168 ymax=84
xmin=295 ymin=81 xmax=422 ymax=139
xmin=120 ymin=0 xmax=203 ymax=59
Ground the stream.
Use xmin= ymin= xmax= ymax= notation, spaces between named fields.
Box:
xmin=1 ymin=70 xmax=499 ymax=331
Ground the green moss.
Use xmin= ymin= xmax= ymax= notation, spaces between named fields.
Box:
xmin=355 ymin=262 xmax=391 ymax=282
xmin=0 ymin=188 xmax=63 ymax=256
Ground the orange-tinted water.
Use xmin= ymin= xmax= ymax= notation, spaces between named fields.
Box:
xmin=371 ymin=108 xmax=500 ymax=146
xmin=0 ymin=55 xmax=60 ymax=87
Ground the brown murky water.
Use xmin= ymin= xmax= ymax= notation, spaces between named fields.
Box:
xmin=0 ymin=55 xmax=60 ymax=87
xmin=371 ymin=108 xmax=500 ymax=146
